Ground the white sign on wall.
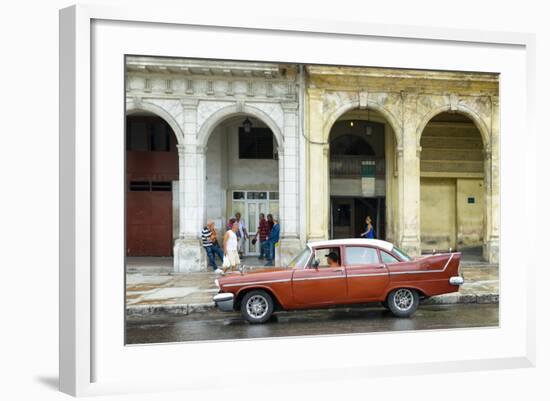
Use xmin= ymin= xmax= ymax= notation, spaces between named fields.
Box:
xmin=361 ymin=160 xmax=376 ymax=197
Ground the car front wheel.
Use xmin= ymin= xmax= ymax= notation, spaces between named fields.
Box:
xmin=387 ymin=288 xmax=419 ymax=318
xmin=240 ymin=290 xmax=274 ymax=324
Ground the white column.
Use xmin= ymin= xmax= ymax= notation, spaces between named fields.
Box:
xmin=306 ymin=89 xmax=328 ymax=242
xmin=279 ymin=101 xmax=302 ymax=265
xmin=399 ymin=93 xmax=421 ymax=257
xmin=486 ymin=97 xmax=500 ymax=263
xmin=173 ymin=99 xmax=206 ymax=272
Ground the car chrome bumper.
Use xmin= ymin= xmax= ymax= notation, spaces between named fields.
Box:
xmin=213 ymin=293 xmax=234 ymax=312
xmin=449 ymin=275 xmax=464 ymax=285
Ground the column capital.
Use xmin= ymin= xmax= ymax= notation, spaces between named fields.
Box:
xmin=281 ymin=101 xmax=299 ymax=111
xmin=396 ymin=146 xmax=404 ymax=158
xmin=180 ymin=98 xmax=199 ymax=110
xmin=307 ymin=87 xmax=325 ymax=101
xmin=177 ymin=143 xmax=206 ymax=155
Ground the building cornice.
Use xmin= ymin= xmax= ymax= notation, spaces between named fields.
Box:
xmin=126 ymin=56 xmax=292 ymax=79
xmin=306 ymin=65 xmax=499 ymax=83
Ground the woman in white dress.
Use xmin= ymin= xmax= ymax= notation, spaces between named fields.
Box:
xmin=222 ymin=222 xmax=241 ymax=273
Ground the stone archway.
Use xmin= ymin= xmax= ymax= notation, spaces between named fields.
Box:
xmin=326 ymin=108 xmax=396 ymax=242
xmin=175 ymin=100 xmax=301 ymax=272
xmin=306 ymin=90 xmax=403 ymax=244
xmin=126 ymin=99 xmax=185 ymax=145
xmin=202 ymin=113 xmax=281 ymax=259
xmin=418 ymin=111 xmax=490 ymax=260
xmin=416 ymin=103 xmax=490 ymax=149
xmin=197 ymin=103 xmax=284 ymax=150
xmin=323 ymin=99 xmax=402 ymax=147
xmin=125 ymin=110 xmax=180 ymax=258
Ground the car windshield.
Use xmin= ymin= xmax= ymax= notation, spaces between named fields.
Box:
xmin=392 ymin=246 xmax=412 ymax=261
xmin=287 ymin=247 xmax=312 ymax=269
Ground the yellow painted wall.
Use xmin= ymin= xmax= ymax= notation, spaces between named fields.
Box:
xmin=420 ymin=118 xmax=486 ymax=252
xmin=420 ymin=177 xmax=456 ymax=251
xmin=456 ymin=179 xmax=484 ymax=248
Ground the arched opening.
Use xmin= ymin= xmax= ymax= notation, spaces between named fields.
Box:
xmin=205 ymin=114 xmax=280 ymax=258
xmin=420 ymin=111 xmax=486 ymax=260
xmin=328 ymin=109 xmax=397 ymax=240
xmin=125 ymin=111 xmax=179 ymax=257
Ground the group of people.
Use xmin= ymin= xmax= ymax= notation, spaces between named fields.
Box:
xmin=201 ymin=213 xmax=373 ymax=274
xmin=201 ymin=212 xmax=280 ymax=274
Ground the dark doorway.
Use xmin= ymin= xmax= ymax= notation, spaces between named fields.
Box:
xmin=330 ymin=196 xmax=385 ymax=239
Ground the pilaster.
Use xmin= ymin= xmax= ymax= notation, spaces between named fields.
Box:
xmin=306 ymin=88 xmax=328 ymax=241
xmin=399 ymin=92 xmax=421 ymax=256
xmin=174 ymin=100 xmax=206 ymax=272
xmin=486 ymin=96 xmax=500 ymax=263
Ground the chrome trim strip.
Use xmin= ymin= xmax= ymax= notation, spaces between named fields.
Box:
xmin=292 ymin=275 xmax=346 ymax=282
xmin=347 ymin=273 xmax=388 ymax=278
xmin=389 ymin=254 xmax=455 ymax=275
xmin=223 ymin=278 xmax=291 ymax=287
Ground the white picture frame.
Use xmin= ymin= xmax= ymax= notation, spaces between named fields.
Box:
xmin=59 ymin=4 xmax=536 ymax=397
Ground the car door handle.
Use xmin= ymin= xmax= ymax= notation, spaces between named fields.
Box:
xmin=331 ymin=268 xmax=345 ymax=273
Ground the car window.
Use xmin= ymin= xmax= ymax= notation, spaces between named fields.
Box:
xmin=312 ymin=247 xmax=340 ymax=268
xmin=287 ymin=247 xmax=311 ymax=269
xmin=380 ymin=250 xmax=399 ymax=264
xmin=345 ymin=246 xmax=379 ymax=265
xmin=393 ymin=247 xmax=412 ymax=261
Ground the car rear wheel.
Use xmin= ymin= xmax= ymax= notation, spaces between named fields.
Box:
xmin=240 ymin=290 xmax=274 ymax=324
xmin=387 ymin=288 xmax=419 ymax=318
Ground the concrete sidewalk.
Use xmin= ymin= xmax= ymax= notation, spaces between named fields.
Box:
xmin=126 ymin=257 xmax=499 ymax=317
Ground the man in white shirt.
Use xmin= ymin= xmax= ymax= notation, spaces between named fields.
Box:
xmin=234 ymin=212 xmax=248 ymax=257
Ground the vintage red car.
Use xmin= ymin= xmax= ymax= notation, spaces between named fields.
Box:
xmin=213 ymin=239 xmax=463 ymax=323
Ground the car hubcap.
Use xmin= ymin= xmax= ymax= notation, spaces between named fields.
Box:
xmin=394 ymin=289 xmax=414 ymax=311
xmin=246 ymin=295 xmax=268 ymax=319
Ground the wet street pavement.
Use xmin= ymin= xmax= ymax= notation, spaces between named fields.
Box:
xmin=126 ymin=303 xmax=498 ymax=344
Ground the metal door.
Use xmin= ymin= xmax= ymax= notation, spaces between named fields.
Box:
xmin=126 ymin=181 xmax=173 ymax=256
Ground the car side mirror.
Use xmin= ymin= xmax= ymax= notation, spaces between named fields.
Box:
xmin=312 ymin=259 xmax=320 ymax=269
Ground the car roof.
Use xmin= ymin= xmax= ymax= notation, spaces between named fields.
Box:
xmin=307 ymin=238 xmax=394 ymax=253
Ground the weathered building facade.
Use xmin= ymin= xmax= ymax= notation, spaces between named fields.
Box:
xmin=125 ymin=57 xmax=500 ymax=272
xmin=305 ymin=66 xmax=499 ymax=263
xmin=126 ymin=57 xmax=303 ymax=272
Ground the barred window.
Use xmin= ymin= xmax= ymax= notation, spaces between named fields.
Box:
xmin=238 ymin=127 xmax=274 ymax=159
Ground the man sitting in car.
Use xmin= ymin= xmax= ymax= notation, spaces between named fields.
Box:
xmin=326 ymin=251 xmax=340 ymax=268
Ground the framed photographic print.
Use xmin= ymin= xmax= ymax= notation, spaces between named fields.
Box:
xmin=59 ymin=4 xmax=536 ymax=397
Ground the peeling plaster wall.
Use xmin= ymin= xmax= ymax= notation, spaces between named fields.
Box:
xmin=456 ymin=178 xmax=485 ymax=248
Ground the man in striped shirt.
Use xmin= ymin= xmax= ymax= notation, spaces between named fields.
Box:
xmin=201 ymin=220 xmax=224 ymax=272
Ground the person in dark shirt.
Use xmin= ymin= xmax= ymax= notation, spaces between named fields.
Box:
xmin=264 ymin=215 xmax=280 ymax=266
xmin=254 ymin=213 xmax=270 ymax=260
